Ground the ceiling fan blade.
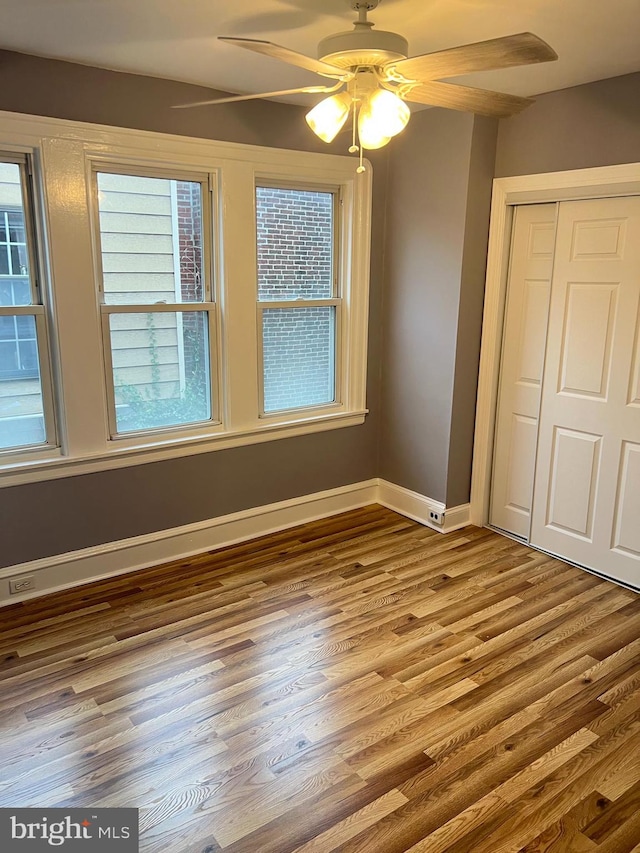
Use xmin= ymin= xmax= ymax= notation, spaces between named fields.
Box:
xmin=173 ymin=83 xmax=343 ymax=109
xmin=218 ymin=37 xmax=353 ymax=81
xmin=385 ymin=33 xmax=557 ymax=82
xmin=404 ymin=80 xmax=534 ymax=117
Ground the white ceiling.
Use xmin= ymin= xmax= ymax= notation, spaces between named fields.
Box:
xmin=0 ymin=0 xmax=639 ymax=106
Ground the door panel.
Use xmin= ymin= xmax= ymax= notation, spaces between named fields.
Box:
xmin=504 ymin=414 xmax=538 ymax=513
xmin=629 ymin=302 xmax=640 ymax=407
xmin=546 ymin=427 xmax=601 ymax=539
xmin=520 ymin=280 xmax=553 ymax=384
xmin=559 ymin=282 xmax=618 ymax=398
xmin=490 ymin=204 xmax=556 ymax=538
xmin=530 ymin=195 xmax=640 ymax=588
xmin=571 ymin=217 xmax=627 ymax=259
xmin=612 ymin=441 xmax=640 ymax=559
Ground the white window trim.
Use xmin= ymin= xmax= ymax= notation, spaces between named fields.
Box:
xmin=0 ymin=110 xmax=372 ymax=487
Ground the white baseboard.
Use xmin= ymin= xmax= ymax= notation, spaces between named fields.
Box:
xmin=378 ymin=480 xmax=470 ymax=533
xmin=378 ymin=479 xmax=445 ymax=529
xmin=442 ymin=503 xmax=472 ymax=533
xmin=1 ymin=478 xmax=471 ymax=605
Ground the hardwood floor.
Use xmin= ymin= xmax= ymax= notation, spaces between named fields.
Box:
xmin=1 ymin=505 xmax=639 ymax=852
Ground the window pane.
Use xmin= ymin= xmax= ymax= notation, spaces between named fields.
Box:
xmin=0 ymin=314 xmax=40 ymax=380
xmin=97 ymin=173 xmax=204 ymax=306
xmin=0 ymin=317 xmax=46 ymax=449
xmin=109 ymin=310 xmax=211 ymax=433
xmin=0 ymin=162 xmax=32 ymax=298
xmin=16 ymin=314 xmax=36 ymax=338
xmin=256 ymin=186 xmax=334 ymax=301
xmin=262 ymin=307 xmax=335 ymax=413
xmin=0 ymin=315 xmax=14 ymax=340
xmin=11 ymin=244 xmax=28 ymax=275
xmin=18 ymin=339 xmax=38 ymax=372
xmin=0 ymin=339 xmax=17 ymax=367
xmin=8 ymin=212 xmax=25 ymax=243
xmin=0 ymin=277 xmax=30 ymax=307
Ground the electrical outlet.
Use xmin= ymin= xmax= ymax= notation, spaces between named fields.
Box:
xmin=9 ymin=576 xmax=36 ymax=595
xmin=429 ymin=510 xmax=444 ymax=525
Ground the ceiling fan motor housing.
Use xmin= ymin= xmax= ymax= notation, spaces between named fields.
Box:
xmin=318 ymin=28 xmax=409 ymax=69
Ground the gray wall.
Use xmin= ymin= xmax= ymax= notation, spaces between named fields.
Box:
xmin=379 ymin=109 xmax=496 ymax=505
xmin=0 ymin=51 xmax=388 ymax=567
xmin=447 ymin=116 xmax=498 ymax=507
xmin=378 ymin=70 xmax=640 ymax=507
xmin=1 ymin=48 xmax=638 ymax=567
xmin=2 ymin=431 xmax=378 ymax=566
xmin=496 ymin=72 xmax=640 ymax=177
xmin=0 ymin=49 xmax=329 ymax=153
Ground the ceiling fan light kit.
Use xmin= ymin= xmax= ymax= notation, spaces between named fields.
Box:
xmin=176 ymin=0 xmax=557 ymax=170
xmin=359 ymin=89 xmax=410 ymax=141
xmin=305 ymin=91 xmax=352 ymax=142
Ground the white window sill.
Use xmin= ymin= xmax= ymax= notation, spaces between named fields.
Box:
xmin=0 ymin=410 xmax=368 ymax=487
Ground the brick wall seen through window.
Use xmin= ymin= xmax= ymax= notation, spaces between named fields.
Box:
xmin=257 ymin=187 xmax=336 ymax=413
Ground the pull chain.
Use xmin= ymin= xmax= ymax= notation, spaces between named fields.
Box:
xmin=349 ymin=99 xmax=358 ymax=154
xmin=351 ymin=98 xmax=366 ymax=173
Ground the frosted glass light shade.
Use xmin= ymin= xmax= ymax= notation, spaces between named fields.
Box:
xmin=305 ymin=93 xmax=351 ymax=143
xmin=358 ymin=89 xmax=410 ymax=149
xmin=357 ymin=120 xmax=391 ymax=150
xmin=371 ymin=89 xmax=411 ymax=136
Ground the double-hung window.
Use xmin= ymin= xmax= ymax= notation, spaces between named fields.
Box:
xmin=93 ymin=167 xmax=217 ymax=437
xmin=256 ymin=183 xmax=340 ymax=415
xmin=0 ymin=114 xmax=371 ymax=482
xmin=0 ymin=155 xmax=54 ymax=453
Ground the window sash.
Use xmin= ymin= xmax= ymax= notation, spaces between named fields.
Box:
xmin=0 ymin=302 xmax=39 ymax=380
xmin=92 ymin=166 xmax=218 ymax=440
xmin=0 ymin=277 xmax=39 ymax=379
xmin=257 ymin=301 xmax=342 ymax=417
xmin=0 ymin=155 xmax=41 ymax=306
xmin=257 ymin=299 xmax=340 ymax=310
xmin=255 ymin=181 xmax=343 ymax=418
xmin=0 ymin=154 xmax=56 ymax=456
xmin=255 ymin=183 xmax=340 ymax=303
xmin=0 ymin=306 xmax=57 ymax=453
xmin=0 ymin=215 xmax=29 ymax=277
xmin=92 ymin=165 xmax=214 ymax=306
xmin=100 ymin=303 xmax=219 ymax=439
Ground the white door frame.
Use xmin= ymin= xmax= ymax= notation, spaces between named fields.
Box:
xmin=470 ymin=162 xmax=640 ymax=528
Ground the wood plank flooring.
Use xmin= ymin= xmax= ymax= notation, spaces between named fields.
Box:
xmin=1 ymin=505 xmax=639 ymax=852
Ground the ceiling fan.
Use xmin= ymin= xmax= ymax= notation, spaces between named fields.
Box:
xmin=175 ymin=0 xmax=557 ymax=169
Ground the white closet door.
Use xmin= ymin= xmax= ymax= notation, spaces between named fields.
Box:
xmin=490 ymin=203 xmax=557 ymax=538
xmin=530 ymin=195 xmax=640 ymax=588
